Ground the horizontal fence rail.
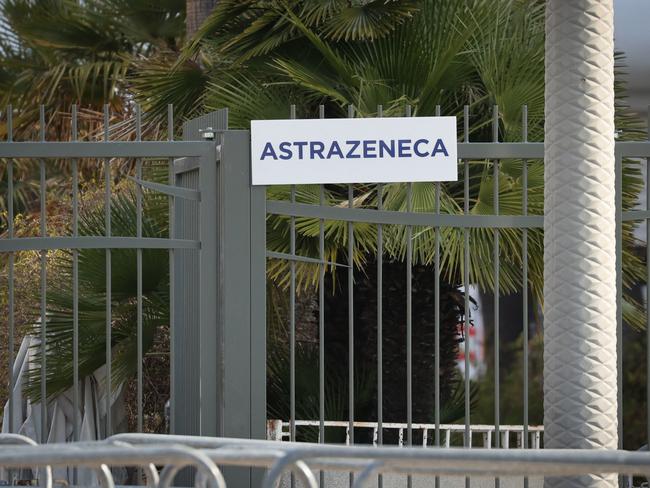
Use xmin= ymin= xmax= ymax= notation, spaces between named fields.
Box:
xmin=267 ymin=420 xmax=544 ymax=449
xmin=265 ymin=103 xmax=650 ymax=481
xmin=0 ymin=104 xmax=217 ymax=444
xmin=4 ymin=104 xmax=650 ymax=488
xmin=2 ymin=433 xmax=650 ymax=488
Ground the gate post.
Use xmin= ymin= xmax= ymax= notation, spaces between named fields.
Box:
xmin=544 ymin=2 xmax=618 ymax=488
xmin=173 ymin=110 xmax=229 ymax=439
xmin=214 ymin=129 xmax=266 ymax=446
xmin=174 ymin=113 xmax=266 ymax=476
xmin=215 ymin=129 xmax=266 ymax=488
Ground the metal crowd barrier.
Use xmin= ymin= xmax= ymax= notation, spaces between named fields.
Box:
xmin=2 ymin=433 xmax=650 ymax=488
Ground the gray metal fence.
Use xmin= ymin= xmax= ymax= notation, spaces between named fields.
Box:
xmin=2 ymin=103 xmax=650 ymax=465
xmin=266 ymin=420 xmax=544 ymax=449
xmin=0 ymin=104 xmax=219 ymax=441
xmin=262 ymin=103 xmax=650 ymax=457
xmin=2 ymin=432 xmax=650 ymax=488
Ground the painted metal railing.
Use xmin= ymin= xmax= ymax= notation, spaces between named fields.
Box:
xmin=0 ymin=105 xmax=218 ymax=441
xmin=267 ymin=103 xmax=650 ymax=459
xmin=267 ymin=420 xmax=544 ymax=449
xmin=2 ymin=433 xmax=650 ymax=488
xmin=3 ymin=104 xmax=650 ymax=465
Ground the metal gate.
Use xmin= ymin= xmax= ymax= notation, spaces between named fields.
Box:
xmin=3 ymin=104 xmax=650 ymax=456
xmin=173 ymin=111 xmax=266 ymax=443
xmin=257 ymin=103 xmax=650 ymax=458
xmin=260 ymin=105 xmax=545 ymax=453
xmin=0 ymin=105 xmax=266 ymax=449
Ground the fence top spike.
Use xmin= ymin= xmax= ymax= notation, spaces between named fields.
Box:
xmin=39 ymin=105 xmax=45 ymax=142
xmin=167 ymin=104 xmax=174 ymax=142
xmin=6 ymin=104 xmax=12 ymax=142
xmin=103 ymin=104 xmax=110 ymax=141
xmin=71 ymin=105 xmax=78 ymax=142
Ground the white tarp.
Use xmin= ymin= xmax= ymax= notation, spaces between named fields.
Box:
xmin=1 ymin=336 xmax=127 ymax=485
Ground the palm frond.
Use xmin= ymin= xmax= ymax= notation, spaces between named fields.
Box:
xmin=26 ymin=184 xmax=170 ymax=401
xmin=319 ymin=0 xmax=419 ymax=42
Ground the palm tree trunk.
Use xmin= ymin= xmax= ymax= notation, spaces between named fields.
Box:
xmin=186 ymin=0 xmax=217 ymax=38
xmin=544 ymin=2 xmax=617 ymax=488
xmin=323 ymin=261 xmax=463 ymax=440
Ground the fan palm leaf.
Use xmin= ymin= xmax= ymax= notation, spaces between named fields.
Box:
xmin=193 ymin=0 xmax=646 ymax=330
xmin=26 ymin=184 xmax=170 ymax=401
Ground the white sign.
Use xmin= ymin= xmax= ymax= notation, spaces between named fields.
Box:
xmin=250 ymin=117 xmax=458 ymax=185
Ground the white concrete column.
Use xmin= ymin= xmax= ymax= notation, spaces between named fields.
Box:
xmin=544 ymin=1 xmax=618 ymax=488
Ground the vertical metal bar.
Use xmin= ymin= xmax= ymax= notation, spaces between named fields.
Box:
xmin=136 ymin=105 xmax=143 ymax=433
xmin=198 ymin=130 xmax=219 ymax=438
xmin=168 ymin=104 xmax=176 ymax=434
xmin=434 ymin=103 xmax=441 ymax=445
xmin=318 ymin=104 xmax=325 ymax=488
xmin=318 ymin=107 xmax=325 ymax=436
xmin=287 ymin=102 xmax=297 ymax=488
xmin=250 ymin=132 xmax=268 ymax=488
xmin=251 ymin=150 xmax=267 ymax=488
xmin=72 ymin=105 xmax=80 ymax=442
xmin=376 ymin=103 xmax=384 ymax=488
xmin=616 ymin=145 xmax=623 ymax=450
xmin=647 ymin=107 xmax=650 ymax=456
xmin=616 ymin=122 xmax=624 ymax=487
xmin=463 ymin=105 xmax=471 ymax=488
xmin=522 ymin=105 xmax=529 ymax=447
xmin=405 ymin=105 xmax=413 ymax=488
xmin=39 ymin=105 xmax=47 ymax=443
xmin=289 ymin=104 xmax=297 ymax=446
xmin=522 ymin=106 xmax=529 ymax=488
xmin=104 ymin=104 xmax=112 ymax=437
xmin=213 ymin=130 xmax=256 ymax=487
xmin=434 ymin=104 xmax=441 ymax=488
xmin=6 ymin=106 xmax=14 ymax=434
xmin=347 ymin=104 xmax=355 ymax=488
xmin=493 ymin=106 xmax=500 ymax=488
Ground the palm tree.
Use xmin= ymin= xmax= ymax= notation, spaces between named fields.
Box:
xmin=186 ymin=0 xmax=218 ymax=38
xmin=130 ymin=0 xmax=646 ymax=431
xmin=0 ymin=0 xmax=185 ymax=135
xmin=133 ymin=0 xmax=642 ymax=318
xmin=0 ymin=0 xmax=186 ymax=228
xmin=9 ymin=0 xmax=647 ymax=436
xmin=24 ymin=176 xmax=172 ymax=433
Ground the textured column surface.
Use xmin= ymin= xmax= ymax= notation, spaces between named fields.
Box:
xmin=544 ymin=1 xmax=618 ymax=488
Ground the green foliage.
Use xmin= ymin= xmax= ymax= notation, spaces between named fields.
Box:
xmin=622 ymin=323 xmax=649 ymax=450
xmin=267 ymin=340 xmax=373 ymax=442
xmin=184 ymin=0 xmax=420 ymax=63
xmin=5 ymin=0 xmax=649 ymax=425
xmin=0 ymin=0 xmax=185 ymax=138
xmin=26 ymin=180 xmax=170 ymax=401
xmin=471 ymin=333 xmax=544 ymax=428
xmin=145 ymin=0 xmax=643 ymax=327
xmin=0 ymin=0 xmax=186 ymax=228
